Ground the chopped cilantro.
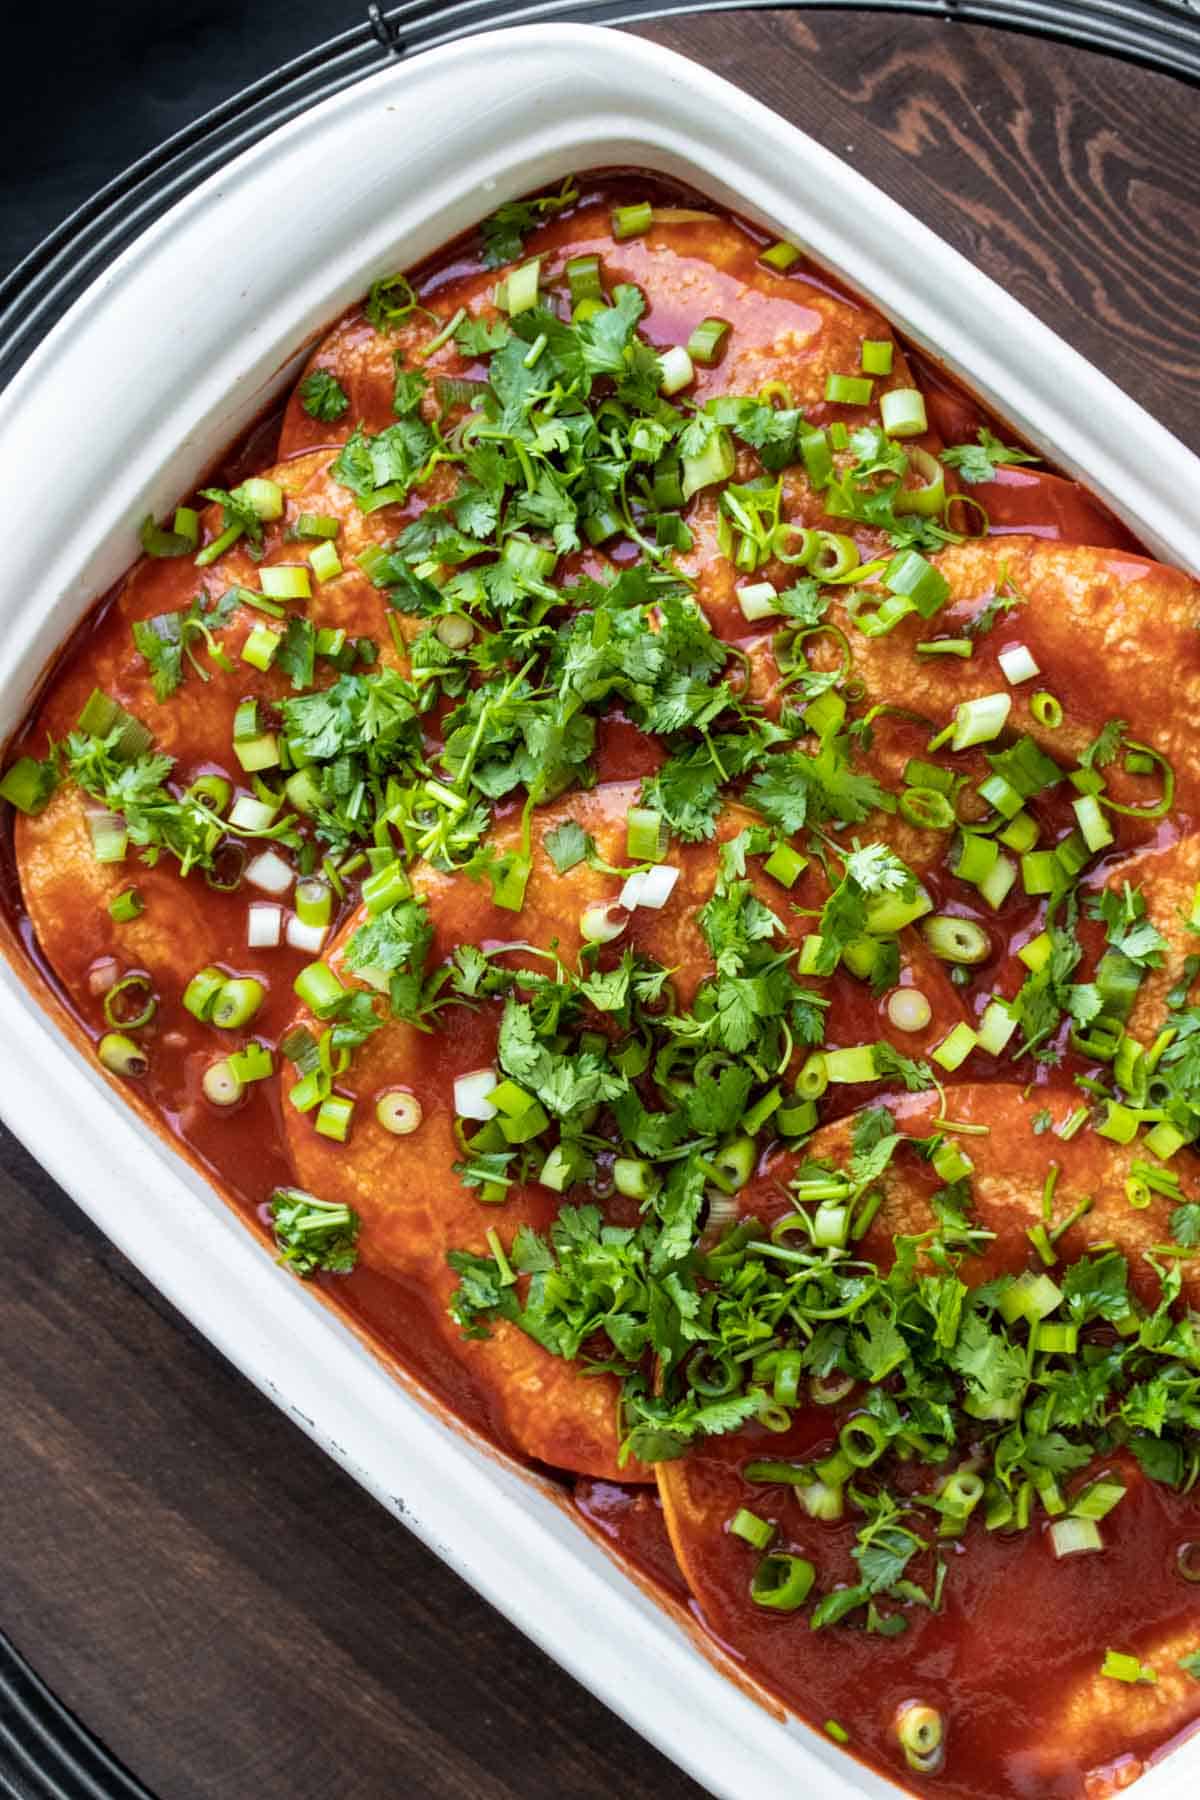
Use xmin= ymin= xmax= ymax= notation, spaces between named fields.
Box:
xmin=298 ymin=369 xmax=349 ymax=422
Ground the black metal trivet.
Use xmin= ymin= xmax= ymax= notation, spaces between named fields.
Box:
xmin=0 ymin=1630 xmax=154 ymax=1800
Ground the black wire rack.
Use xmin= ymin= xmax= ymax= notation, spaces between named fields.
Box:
xmin=1 ymin=0 xmax=1198 ymax=1793
xmin=1 ymin=0 xmax=1199 ymax=393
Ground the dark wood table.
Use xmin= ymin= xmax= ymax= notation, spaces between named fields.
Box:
xmin=2 ymin=12 xmax=1197 ymax=1799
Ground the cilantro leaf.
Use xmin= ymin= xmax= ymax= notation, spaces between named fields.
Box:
xmin=299 ymin=369 xmax=350 ymax=422
xmin=543 ymin=817 xmax=593 ymax=874
xmin=942 ymin=427 xmax=1040 ymax=485
xmin=479 ymin=178 xmax=579 ymax=269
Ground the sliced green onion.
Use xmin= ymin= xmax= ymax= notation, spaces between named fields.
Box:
xmin=209 ymin=977 xmax=265 ymax=1030
xmin=1073 ymin=793 xmax=1114 ymax=852
xmin=795 ymin=1052 xmax=830 ymax=1099
xmin=939 ymin=1469 xmax=985 ymax=1525
xmin=103 ymin=974 xmax=156 ymax=1030
xmin=362 ymin=861 xmax=410 ymax=914
xmin=581 ymin=901 xmax=628 ymax=944
xmin=86 ymin=809 xmax=128 ymax=864
xmin=308 ymin=541 xmax=343 ymax=584
xmin=916 ymin=638 xmax=971 ymax=658
xmin=626 ymin=806 xmax=666 ymax=863
xmin=742 ymin=1459 xmax=809 ymax=1487
xmin=729 ymin=1508 xmax=775 ymax=1550
xmin=295 ymin=877 xmax=332 ymax=929
xmin=864 ymin=883 xmax=933 ymax=933
xmin=1072 ymin=1478 xmax=1125 ymax=1520
xmin=763 ymin=842 xmax=807 ymax=887
xmin=369 ymin=1088 xmax=421 ymax=1136
xmin=978 ymin=772 xmax=1024 ymax=819
xmin=1175 ymin=1542 xmax=1200 ymax=1582
xmin=895 ymin=446 xmax=947 ymax=518
xmin=824 ymin=1045 xmax=878 ymax=1084
xmin=1036 ymin=1322 xmax=1078 ymax=1354
xmin=777 ymin=1100 xmax=818 ymax=1136
xmin=999 ymin=811 xmax=1039 ymax=852
xmin=315 ymin=1095 xmax=354 ymax=1142
xmin=809 ymin=532 xmax=859 ymax=579
xmin=749 ymin=1553 xmax=814 ymax=1611
xmin=839 ymin=1416 xmax=887 ymax=1467
xmin=612 ymin=1157 xmax=655 ymax=1202
xmin=949 ymin=692 xmax=1012 ymax=751
xmin=932 ymin=1023 xmax=977 ymax=1071
xmin=237 ymin=477 xmax=284 ymax=521
xmin=681 ymin=426 xmax=735 ymax=500
xmin=244 ymin=848 xmax=292 ymax=892
xmin=612 ymin=203 xmax=652 ymax=240
xmin=1031 ymin=690 xmax=1063 ymax=729
xmin=183 ymin=968 xmax=226 ymax=1027
xmin=955 ymin=833 xmax=999 ymax=887
xmin=860 ymin=339 xmax=893 ymax=375
xmin=825 ymin=373 xmax=873 ymax=407
xmin=0 ymin=756 xmax=56 ymax=815
xmin=976 ymin=999 xmax=1016 ymax=1056
xmin=759 ymin=240 xmax=801 ymax=272
xmin=687 ymin=317 xmax=730 ymax=365
xmin=1096 ymin=1099 xmax=1139 ymax=1145
xmin=241 ymin=623 xmax=282 ymax=672
xmin=1020 ymin=850 xmax=1060 ymax=896
xmin=895 ymin=1703 xmax=943 ymax=1774
xmin=294 ymin=512 xmax=339 ymax=540
xmin=922 ymin=915 xmax=991 ymax=965
xmin=203 ymin=1058 xmax=246 ymax=1106
xmin=140 ymin=507 xmax=200 ymax=558
xmin=658 ymin=345 xmax=694 ymax=395
xmin=1100 ymin=1649 xmax=1155 ymax=1684
xmin=884 ymin=549 xmax=949 ymax=617
xmin=233 ymin=700 xmax=261 ymax=743
xmin=108 ymin=888 xmax=144 ymax=924
xmin=97 ymin=1032 xmax=147 ymax=1077
xmin=1145 ymin=1120 xmax=1188 ymax=1161
xmin=228 ymin=1042 xmax=272 ymax=1084
xmin=737 ymin=581 xmax=780 ymax=623
xmin=294 ymin=962 xmax=344 ymax=1017
xmin=887 ymin=988 xmax=932 ymax=1033
xmin=880 ymin=388 xmax=928 ymax=439
xmin=190 ymin=774 xmax=232 ymax=814
xmin=565 ymin=254 xmax=603 ymax=308
xmin=260 ymin=566 xmax=311 ymax=601
xmin=978 ymin=853 xmax=1017 ymax=910
xmin=234 ymin=734 xmax=280 ymax=774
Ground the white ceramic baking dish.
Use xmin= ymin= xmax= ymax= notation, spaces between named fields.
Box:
xmin=2 ymin=24 xmax=1198 ymax=1799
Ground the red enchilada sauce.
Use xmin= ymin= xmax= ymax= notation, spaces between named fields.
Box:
xmin=2 ymin=176 xmax=1198 ymax=1797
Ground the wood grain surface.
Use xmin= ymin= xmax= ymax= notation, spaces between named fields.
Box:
xmin=1 ymin=13 xmax=1197 ymax=1800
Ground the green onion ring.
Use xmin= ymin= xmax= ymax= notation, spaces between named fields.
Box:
xmin=103 ymin=974 xmax=157 ymax=1031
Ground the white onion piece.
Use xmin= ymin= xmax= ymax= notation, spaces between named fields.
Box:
xmin=737 ymin=582 xmax=779 ymax=623
xmin=203 ymin=1059 xmax=244 ymax=1107
xmin=887 ymin=988 xmax=932 ymax=1033
xmin=581 ymin=901 xmax=629 ymax=944
xmin=621 ymin=864 xmax=680 ymax=911
xmin=658 ymin=345 xmax=694 ymax=395
xmin=455 ymin=1067 xmax=499 ymax=1120
xmin=998 ymin=643 xmax=1041 ymax=686
xmin=247 ymin=903 xmax=282 ymax=948
xmin=286 ymin=914 xmax=328 ymax=954
xmin=376 ymin=1089 xmax=423 ymax=1135
xmin=244 ymin=849 xmax=294 ymax=895
xmin=87 ymin=957 xmax=120 ymax=996
xmin=229 ymin=794 xmax=277 ymax=832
